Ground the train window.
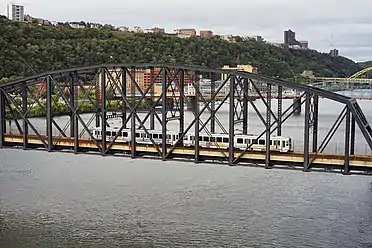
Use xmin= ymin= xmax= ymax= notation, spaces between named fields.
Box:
xmin=217 ymin=137 xmax=222 ymax=142
xmin=203 ymin=137 xmax=209 ymax=142
xmin=237 ymin=138 xmax=243 ymax=144
xmin=270 ymin=140 xmax=272 ymax=145
xmin=199 ymin=136 xmax=203 ymax=141
xmin=167 ymin=135 xmax=171 ymax=139
xmin=112 ymin=132 xmax=117 ymax=137
xmin=153 ymin=134 xmax=159 ymax=139
xmin=135 ymin=133 xmax=140 ymax=138
xmin=106 ymin=131 xmax=111 ymax=136
xmin=223 ymin=138 xmax=228 ymax=143
xmin=253 ymin=139 xmax=258 ymax=144
xmin=259 ymin=140 xmax=265 ymax=145
xmin=159 ymin=134 xmax=163 ymax=139
xmin=123 ymin=132 xmax=128 ymax=137
xmin=210 ymin=137 xmax=215 ymax=142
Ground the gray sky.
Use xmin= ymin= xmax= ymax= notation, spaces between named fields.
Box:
xmin=2 ymin=0 xmax=372 ymax=62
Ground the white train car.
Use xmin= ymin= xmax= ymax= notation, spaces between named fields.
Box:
xmin=91 ymin=126 xmax=293 ymax=153
xmin=182 ymin=133 xmax=292 ymax=152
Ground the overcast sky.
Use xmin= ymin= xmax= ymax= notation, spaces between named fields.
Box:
xmin=2 ymin=0 xmax=372 ymax=62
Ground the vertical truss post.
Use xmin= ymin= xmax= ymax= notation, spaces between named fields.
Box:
xmin=344 ymin=108 xmax=351 ymax=175
xmin=46 ymin=76 xmax=53 ymax=151
xmin=179 ymin=69 xmax=185 ymax=139
xmin=101 ymin=69 xmax=107 ymax=155
xmin=312 ymin=95 xmax=319 ymax=153
xmin=242 ymin=78 xmax=249 ymax=135
xmin=162 ymin=68 xmax=167 ymax=160
xmin=265 ymin=83 xmax=272 ymax=169
xmin=210 ymin=73 xmax=216 ymax=134
xmin=22 ymin=82 xmax=28 ymax=148
xmin=72 ymin=73 xmax=79 ymax=153
xmin=229 ymin=75 xmax=235 ymax=166
xmin=277 ymin=85 xmax=282 ymax=136
xmin=130 ymin=67 xmax=136 ymax=158
xmin=150 ymin=67 xmax=155 ymax=130
xmin=303 ymin=92 xmax=311 ymax=171
xmin=350 ymin=114 xmax=355 ymax=155
xmin=95 ymin=71 xmax=100 ymax=127
xmin=121 ymin=67 xmax=127 ymax=129
xmin=69 ymin=76 xmax=75 ymax=137
xmin=194 ymin=72 xmax=200 ymax=163
xmin=0 ymin=89 xmax=5 ymax=147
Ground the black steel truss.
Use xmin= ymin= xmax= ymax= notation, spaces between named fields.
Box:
xmin=1 ymin=64 xmax=371 ymax=175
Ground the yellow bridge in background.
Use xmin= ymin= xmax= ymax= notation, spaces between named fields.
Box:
xmin=314 ymin=67 xmax=372 ymax=83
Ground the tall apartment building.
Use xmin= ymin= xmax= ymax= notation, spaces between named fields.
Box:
xmin=11 ymin=4 xmax=24 ymax=21
xmin=284 ymin=29 xmax=297 ymax=46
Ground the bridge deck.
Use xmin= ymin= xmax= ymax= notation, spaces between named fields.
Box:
xmin=2 ymin=134 xmax=372 ymax=174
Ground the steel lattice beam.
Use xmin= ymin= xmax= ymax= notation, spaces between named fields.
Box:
xmin=1 ymin=64 xmax=372 ymax=175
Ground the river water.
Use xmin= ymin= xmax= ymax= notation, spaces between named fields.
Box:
xmin=1 ymin=99 xmax=372 ymax=247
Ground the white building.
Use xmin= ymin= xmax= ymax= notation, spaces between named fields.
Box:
xmin=69 ymin=22 xmax=85 ymax=29
xmin=11 ymin=4 xmax=24 ymax=21
xmin=129 ymin=26 xmax=143 ymax=33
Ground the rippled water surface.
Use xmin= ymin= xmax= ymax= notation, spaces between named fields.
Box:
xmin=1 ymin=149 xmax=372 ymax=247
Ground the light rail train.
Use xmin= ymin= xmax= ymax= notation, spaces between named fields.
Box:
xmin=91 ymin=126 xmax=293 ymax=153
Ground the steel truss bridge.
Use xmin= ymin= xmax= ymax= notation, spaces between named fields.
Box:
xmin=1 ymin=64 xmax=372 ymax=175
xmin=313 ymin=67 xmax=372 ymax=96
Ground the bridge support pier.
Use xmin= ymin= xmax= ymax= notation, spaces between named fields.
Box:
xmin=0 ymin=89 xmax=5 ymax=148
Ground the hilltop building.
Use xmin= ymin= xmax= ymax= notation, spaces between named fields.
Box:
xmin=284 ymin=29 xmax=308 ymax=50
xmin=200 ymin=30 xmax=213 ymax=38
xmin=329 ymin=49 xmax=339 ymax=57
xmin=221 ymin=65 xmax=258 ymax=81
xmin=10 ymin=4 xmax=24 ymax=21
